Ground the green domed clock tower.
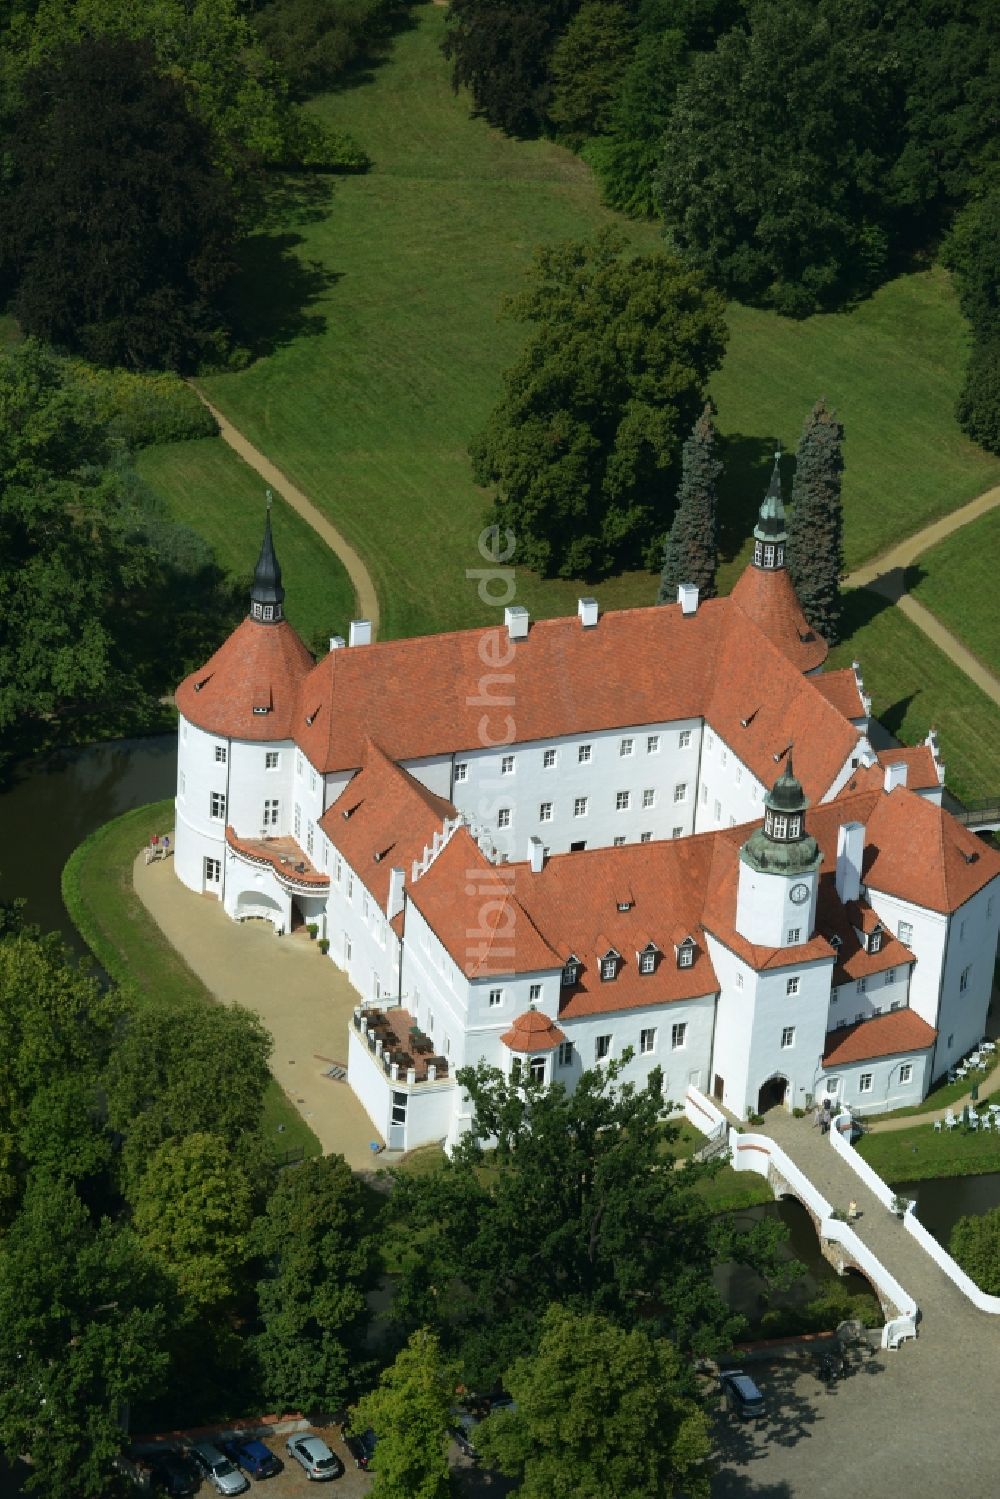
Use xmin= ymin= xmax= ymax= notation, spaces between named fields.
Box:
xmin=736 ymin=752 xmax=822 ymax=947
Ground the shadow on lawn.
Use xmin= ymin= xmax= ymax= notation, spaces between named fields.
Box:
xmin=227 ymin=230 xmax=341 ymax=358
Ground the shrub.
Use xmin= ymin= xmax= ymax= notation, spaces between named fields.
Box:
xmin=956 ymin=333 xmax=1000 ymax=455
xmin=66 ymin=362 xmax=217 ymax=448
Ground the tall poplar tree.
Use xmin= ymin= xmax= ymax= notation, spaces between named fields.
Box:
xmin=657 ymin=403 xmax=721 ymax=604
xmin=787 ymin=400 xmax=845 ymax=644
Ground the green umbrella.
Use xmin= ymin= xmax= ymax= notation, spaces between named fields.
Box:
xmin=971 ymin=1082 xmax=980 ymax=1104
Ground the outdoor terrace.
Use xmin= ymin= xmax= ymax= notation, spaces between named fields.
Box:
xmin=352 ymin=1004 xmax=450 ymax=1084
xmin=225 ymin=827 xmax=330 ymax=889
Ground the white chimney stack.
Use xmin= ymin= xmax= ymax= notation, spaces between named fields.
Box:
xmin=578 ymin=596 xmax=599 ymax=628
xmin=677 ymin=582 xmax=699 ymax=616
xmin=505 ymin=604 xmax=529 ymax=640
xmin=528 ymin=836 xmax=545 ymax=874
xmin=883 ymin=761 xmax=908 ymax=794
xmin=329 ymin=635 xmax=346 ymax=651
xmin=349 ymin=619 xmax=372 ymax=647
xmin=387 ymin=866 xmax=405 ymax=921
xmin=835 ymin=822 xmax=865 ymax=906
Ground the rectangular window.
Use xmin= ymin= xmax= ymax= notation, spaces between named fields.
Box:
xmin=204 ymin=857 xmax=221 ymax=884
xmin=859 ymin=1073 xmax=873 ymax=1094
xmin=335 ymin=856 xmax=342 ymax=884
xmin=529 ymin=1057 xmax=546 ymax=1085
xmin=786 ymin=976 xmax=799 ymax=995
xmin=214 ymin=744 xmax=227 ymax=763
xmin=678 ymin=945 xmax=693 ymax=967
xmin=294 ymin=803 xmax=302 ymax=839
xmin=262 ymin=798 xmax=279 ymax=827
xmin=179 ymin=771 xmax=186 ymax=797
xmin=578 ymin=744 xmax=592 ymax=763
xmin=640 ymin=1027 xmax=656 ymax=1055
xmin=639 ymin=951 xmax=655 ymax=974
xmin=488 ymin=988 xmax=503 ymax=1007
xmin=347 ymin=874 xmax=354 ymax=900
xmin=501 ymin=754 xmax=515 ymax=775
xmin=455 ymin=762 xmax=469 ymax=782
xmin=497 ymin=808 xmax=511 ymax=828
xmin=391 ymin=1091 xmax=407 ymax=1127
xmin=960 ymin=965 xmax=971 ymax=993
xmin=700 ymin=783 xmax=708 ymax=804
xmin=781 ymin=1026 xmax=795 ymax=1048
xmin=616 ymin=791 xmax=631 ymax=811
xmin=529 ymin=983 xmax=542 ymax=1002
xmin=595 ymin=1034 xmax=612 ymax=1061
xmin=736 ymin=972 xmax=744 ymax=988
xmin=890 ymin=1000 xmax=900 ymax=1011
xmin=787 ymin=928 xmax=800 ymax=944
xmin=647 ymin=734 xmax=660 ymax=753
xmin=857 ymin=977 xmax=866 ymax=993
xmin=674 ymin=783 xmax=688 ymax=803
xmin=310 ymin=769 xmax=316 ymax=793
xmin=671 ymin=1022 xmax=687 ymax=1050
xmin=900 ymin=1063 xmax=912 ymax=1084
xmin=714 ymin=800 xmax=722 ymax=820
xmin=543 ymin=748 xmax=557 ymax=768
xmin=539 ymin=802 xmax=552 ymax=822
xmin=210 ymin=791 xmax=226 ymax=820
xmin=600 ymin=957 xmax=617 ymax=981
xmin=613 ymin=835 xmax=626 ymax=846
xmin=898 ymin=920 xmax=913 ymax=944
xmin=558 ymin=1041 xmax=573 ymax=1067
xmin=620 ymin=737 xmax=634 ymax=757
xmin=306 ymin=823 xmax=314 ymax=856
xmin=642 ymin=788 xmax=655 ymax=808
xmin=672 ymin=826 xmax=682 ymax=839
xmin=574 ymin=797 xmax=588 ymax=817
xmin=265 ymin=750 xmax=279 ymax=770
xmin=679 ymin=729 xmax=692 ymax=748
xmin=641 ymin=831 xmax=653 ymax=843
xmin=296 ymin=752 xmax=303 ymax=777
xmin=885 ymin=967 xmax=895 ymax=984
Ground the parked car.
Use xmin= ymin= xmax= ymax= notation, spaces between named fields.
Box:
xmin=285 ymin=1435 xmax=344 ymax=1481
xmin=340 ymin=1425 xmax=376 ymax=1470
xmin=188 ymin=1440 xmax=250 ymax=1495
xmin=148 ymin=1451 xmax=199 ymax=1496
xmin=449 ymin=1413 xmax=481 ymax=1462
xmin=719 ymin=1370 xmax=766 ymax=1420
xmin=222 ymin=1438 xmax=281 ymax=1480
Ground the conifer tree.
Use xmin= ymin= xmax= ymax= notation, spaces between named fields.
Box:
xmin=787 ymin=399 xmax=845 ymax=644
xmin=656 ymin=403 xmax=721 ymax=604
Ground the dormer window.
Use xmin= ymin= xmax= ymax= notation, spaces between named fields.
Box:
xmin=599 ymin=951 xmax=620 ymax=982
xmin=637 ymin=942 xmax=659 ymax=975
xmin=675 ymin=936 xmax=696 ymax=969
xmin=869 ymin=928 xmax=882 ymax=953
xmin=830 ymin=934 xmax=842 ymax=950
xmin=561 ymin=957 xmax=580 ymax=987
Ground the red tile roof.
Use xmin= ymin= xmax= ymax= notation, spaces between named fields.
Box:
xmin=729 ymin=563 xmax=828 ymax=672
xmin=863 ymin=786 xmax=1000 ymax=914
xmin=812 ymin=669 xmax=866 ymax=719
xmin=176 ymin=618 xmax=315 ymax=741
xmin=225 ymin=827 xmax=329 ymax=888
xmin=822 ymin=1008 xmax=937 ymax=1066
xmin=501 ymin=1010 xmax=566 ymax=1053
xmin=817 ymin=882 xmax=914 ymax=982
xmin=876 ymin=746 xmax=940 ymax=792
xmin=318 ymin=740 xmax=455 ymax=908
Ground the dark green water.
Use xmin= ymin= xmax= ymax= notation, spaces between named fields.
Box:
xmin=894 ymin=1172 xmax=1000 ymax=1248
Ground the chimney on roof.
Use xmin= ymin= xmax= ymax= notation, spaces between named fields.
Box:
xmin=578 ymin=596 xmax=599 ymax=628
xmin=387 ymin=866 xmax=405 ymax=922
xmin=835 ymin=822 xmax=865 ymax=906
xmin=349 ymin=619 xmax=372 ymax=647
xmin=505 ymin=604 xmax=529 ymax=641
xmin=329 ymin=635 xmax=346 ymax=651
xmin=528 ymin=836 xmax=545 ymax=874
xmin=677 ymin=582 xmax=699 ymax=616
xmin=884 ymin=761 xmax=908 ymax=794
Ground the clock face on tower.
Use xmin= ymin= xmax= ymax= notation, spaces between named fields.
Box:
xmin=789 ymin=882 xmax=810 ymax=905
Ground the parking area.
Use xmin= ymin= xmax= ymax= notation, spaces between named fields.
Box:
xmin=135 ymin=1424 xmax=372 ymax=1497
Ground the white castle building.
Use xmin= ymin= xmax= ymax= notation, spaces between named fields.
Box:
xmin=173 ymin=465 xmax=1000 ymax=1152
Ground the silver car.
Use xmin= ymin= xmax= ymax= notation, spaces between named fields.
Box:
xmin=285 ymin=1434 xmax=344 ymax=1481
xmin=187 ymin=1441 xmax=250 ymax=1495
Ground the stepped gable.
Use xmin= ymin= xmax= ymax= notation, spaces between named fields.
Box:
xmin=863 ymin=785 xmax=1000 ymax=914
xmin=705 ymin=610 xmax=861 ymax=803
xmin=506 ymin=839 xmax=720 ymax=1016
xmin=875 ymin=745 xmax=940 ymax=792
xmin=176 ymin=616 xmax=315 ymax=741
xmin=407 ymin=829 xmax=563 ymax=978
xmin=501 ymin=1010 xmax=566 ymax=1053
xmin=822 ymin=1008 xmax=937 ymax=1066
xmin=293 ymin=602 xmax=728 ymax=774
xmin=318 ymin=740 xmax=456 ymax=907
xmin=812 ymin=668 xmax=867 ymax=719
xmin=728 ymin=561 xmax=828 ymax=673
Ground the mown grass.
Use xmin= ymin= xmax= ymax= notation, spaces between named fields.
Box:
xmin=171 ymin=2 xmax=1000 ymax=644
xmin=62 ymin=800 xmax=322 ymax=1160
xmin=858 ymin=1117 xmax=1000 ymax=1184
xmin=875 ymin=1054 xmax=997 ymax=1121
xmin=135 ymin=436 xmax=356 ymax=652
xmin=827 ymin=590 xmax=1000 ymax=803
xmin=907 ymin=506 xmax=1000 ymax=677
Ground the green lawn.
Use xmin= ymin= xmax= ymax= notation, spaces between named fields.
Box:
xmin=827 ymin=589 xmax=1000 ymax=803
xmin=135 ymin=436 xmax=356 ymax=652
xmin=858 ymin=1117 xmax=1000 ymax=1184
xmin=62 ymin=800 xmax=322 ymax=1161
xmin=907 ymin=506 xmax=1000 ymax=677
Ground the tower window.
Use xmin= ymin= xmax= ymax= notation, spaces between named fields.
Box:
xmin=781 ymin=1026 xmax=795 ymax=1048
xmin=210 ymin=792 xmax=226 ymax=820
xmin=214 ymin=744 xmax=227 ymax=763
xmin=539 ymin=802 xmax=552 ymax=822
xmin=787 ymin=928 xmax=800 ymax=944
xmin=960 ymin=966 xmax=972 ymax=993
xmin=788 ymin=815 xmax=801 ymax=837
xmin=754 ymin=540 xmax=763 ymax=565
xmin=763 ymin=544 xmax=775 ymax=566
xmin=772 ymin=814 xmax=787 ymax=838
xmin=262 ymin=604 xmax=274 ymax=621
xmin=558 ymin=1041 xmax=573 ymax=1066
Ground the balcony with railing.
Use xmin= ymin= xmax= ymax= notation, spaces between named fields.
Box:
xmin=225 ymin=827 xmax=330 ymax=892
xmin=352 ymin=1004 xmax=451 ymax=1085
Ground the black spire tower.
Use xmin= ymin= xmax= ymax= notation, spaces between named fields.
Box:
xmin=250 ymin=492 xmax=285 ymax=624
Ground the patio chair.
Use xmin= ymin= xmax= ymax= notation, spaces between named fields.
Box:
xmin=933 ymin=1119 xmax=942 ymax=1132
xmin=968 ymin=1112 xmax=979 ymax=1131
xmin=955 ymin=1065 xmax=969 ymax=1080
xmin=981 ymin=1040 xmax=996 ymax=1053
xmin=981 ymin=1112 xmax=993 ymax=1132
xmin=945 ymin=1110 xmax=958 ymax=1129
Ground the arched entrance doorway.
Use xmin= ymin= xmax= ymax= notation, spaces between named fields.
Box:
xmin=757 ymin=1075 xmax=788 ymax=1113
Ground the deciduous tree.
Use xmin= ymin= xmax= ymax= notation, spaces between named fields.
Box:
xmin=548 ymin=1 xmax=636 ymax=146
xmin=350 ymin=1329 xmax=454 ymax=1499
xmin=657 ymin=402 xmax=720 ymax=603
xmin=950 ymin=1206 xmax=1000 ymax=1295
xmin=787 ymin=400 xmax=845 ymax=643
xmin=471 ymin=228 xmax=727 ymax=578
xmin=477 ymin=1304 xmax=712 ymax=1499
xmin=442 ymin=0 xmax=580 ymax=137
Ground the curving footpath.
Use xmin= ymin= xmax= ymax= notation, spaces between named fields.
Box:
xmin=189 ymin=385 xmax=381 ymax=637
xmin=844 ymin=483 xmax=1000 ymax=708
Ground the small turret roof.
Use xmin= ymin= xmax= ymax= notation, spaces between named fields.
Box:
xmin=754 ymin=452 xmax=788 ymax=544
xmin=250 ymin=501 xmax=285 ymax=619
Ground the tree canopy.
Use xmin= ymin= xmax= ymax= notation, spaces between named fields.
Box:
xmin=950 ymin=1206 xmax=1000 ymax=1295
xmin=787 ymin=400 xmax=845 ymax=643
xmin=351 ymin=1329 xmax=455 ymax=1499
xmin=442 ymin=0 xmax=581 ymax=136
xmin=657 ymin=402 xmax=721 ymax=604
xmin=471 ymin=228 xmax=727 ymax=578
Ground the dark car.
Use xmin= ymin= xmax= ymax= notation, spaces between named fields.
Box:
xmin=719 ymin=1370 xmax=765 ymax=1420
xmin=222 ymin=1439 xmax=281 ymax=1480
xmin=149 ymin=1451 xmax=200 ymax=1497
xmin=340 ymin=1426 xmax=376 ymax=1471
